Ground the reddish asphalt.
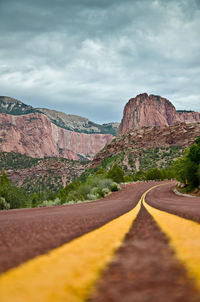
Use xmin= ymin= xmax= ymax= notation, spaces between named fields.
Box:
xmin=0 ymin=181 xmax=158 ymax=274
xmin=146 ymin=182 xmax=200 ymax=222
xmin=88 ymin=204 xmax=200 ymax=302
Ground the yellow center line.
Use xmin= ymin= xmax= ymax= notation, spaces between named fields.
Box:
xmin=143 ymin=184 xmax=200 ymax=290
xmin=0 ymin=192 xmax=144 ymax=302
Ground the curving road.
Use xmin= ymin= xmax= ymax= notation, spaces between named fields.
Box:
xmin=145 ymin=182 xmax=200 ymax=222
xmin=0 ymin=181 xmax=160 ymax=274
xmin=1 ymin=180 xmax=200 ymax=302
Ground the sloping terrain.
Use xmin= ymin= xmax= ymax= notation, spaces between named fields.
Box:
xmin=92 ymin=122 xmax=200 ymax=171
xmin=37 ymin=107 xmax=119 ymax=135
xmin=2 ymin=155 xmax=88 ymax=193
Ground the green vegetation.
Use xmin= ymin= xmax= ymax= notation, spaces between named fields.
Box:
xmin=56 ymin=175 xmax=120 ymax=205
xmin=0 ymin=163 xmax=123 ymax=209
xmin=0 ymin=169 xmax=30 ymax=209
xmin=101 ymin=152 xmax=125 ymax=169
xmin=171 ymin=137 xmax=200 ymax=191
xmin=22 ymin=174 xmax=64 ymax=193
xmin=0 ymin=169 xmax=57 ymax=209
xmin=138 ymin=146 xmax=182 ymax=171
xmin=0 ymin=97 xmax=36 ymax=115
xmin=2 ymin=137 xmax=200 ymax=210
xmin=0 ymin=152 xmax=40 ymax=170
xmin=107 ymin=164 xmax=125 ymax=183
xmin=0 ymin=152 xmax=89 ymax=194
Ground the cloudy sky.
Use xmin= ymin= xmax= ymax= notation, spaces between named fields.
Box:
xmin=0 ymin=0 xmax=200 ymax=123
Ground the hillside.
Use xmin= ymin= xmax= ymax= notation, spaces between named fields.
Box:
xmin=0 ymin=96 xmax=119 ymax=136
xmin=92 ymin=122 xmax=200 ymax=172
xmin=37 ymin=108 xmax=119 ymax=136
xmin=0 ymin=96 xmax=36 ymax=115
xmin=0 ymin=152 xmax=88 ymax=193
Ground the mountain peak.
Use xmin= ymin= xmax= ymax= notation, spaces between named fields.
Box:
xmin=118 ymin=94 xmax=200 ymax=135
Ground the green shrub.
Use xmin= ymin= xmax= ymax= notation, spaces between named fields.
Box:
xmin=38 ymin=197 xmax=62 ymax=207
xmin=145 ymin=168 xmax=162 ymax=180
xmin=110 ymin=183 xmax=120 ymax=192
xmin=107 ymin=164 xmax=125 ymax=183
xmin=0 ymin=197 xmax=10 ymax=210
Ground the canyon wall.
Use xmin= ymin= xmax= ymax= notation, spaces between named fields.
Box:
xmin=0 ymin=113 xmax=114 ymax=160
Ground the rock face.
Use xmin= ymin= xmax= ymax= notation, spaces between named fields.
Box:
xmin=0 ymin=113 xmax=114 ymax=160
xmin=0 ymin=96 xmax=119 ymax=136
xmin=93 ymin=122 xmax=200 ymax=169
xmin=118 ymin=93 xmax=200 ymax=135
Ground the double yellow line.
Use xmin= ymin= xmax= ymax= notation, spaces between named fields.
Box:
xmin=143 ymin=186 xmax=200 ymax=291
xmin=0 ymin=184 xmax=200 ymax=302
xmin=0 ymin=196 xmax=141 ymax=302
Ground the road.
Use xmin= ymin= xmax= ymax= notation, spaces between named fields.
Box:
xmin=146 ymin=182 xmax=200 ymax=222
xmin=0 ymin=181 xmax=200 ymax=302
xmin=0 ymin=181 xmax=158 ymax=274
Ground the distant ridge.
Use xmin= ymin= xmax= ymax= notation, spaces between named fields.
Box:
xmin=0 ymin=96 xmax=119 ymax=136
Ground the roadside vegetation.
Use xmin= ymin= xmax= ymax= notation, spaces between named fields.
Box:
xmin=0 ymin=164 xmax=122 ymax=209
xmin=0 ymin=169 xmax=56 ymax=210
xmin=0 ymin=152 xmax=40 ymax=170
xmin=171 ymin=136 xmax=200 ymax=193
xmin=1 ymin=137 xmax=200 ymax=210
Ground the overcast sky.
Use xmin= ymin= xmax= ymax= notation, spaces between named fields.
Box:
xmin=0 ymin=0 xmax=200 ymax=123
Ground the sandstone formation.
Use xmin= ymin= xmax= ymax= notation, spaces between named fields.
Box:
xmin=118 ymin=93 xmax=200 ymax=135
xmin=0 ymin=113 xmax=114 ymax=160
xmin=0 ymin=96 xmax=119 ymax=135
xmin=93 ymin=122 xmax=200 ymax=169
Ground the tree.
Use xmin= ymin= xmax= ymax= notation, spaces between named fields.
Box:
xmin=107 ymin=164 xmax=124 ymax=183
xmin=172 ymin=136 xmax=200 ymax=189
xmin=0 ymin=169 xmax=10 ymax=186
xmin=145 ymin=168 xmax=162 ymax=180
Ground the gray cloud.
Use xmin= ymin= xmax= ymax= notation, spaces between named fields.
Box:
xmin=0 ymin=0 xmax=200 ymax=123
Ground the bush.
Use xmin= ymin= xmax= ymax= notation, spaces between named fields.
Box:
xmin=0 ymin=197 xmax=10 ymax=210
xmin=56 ymin=173 xmax=120 ymax=204
xmin=110 ymin=183 xmax=120 ymax=192
xmin=38 ymin=197 xmax=62 ymax=207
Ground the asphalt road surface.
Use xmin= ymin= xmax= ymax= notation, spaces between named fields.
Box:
xmin=146 ymin=182 xmax=200 ymax=222
xmin=0 ymin=181 xmax=159 ymax=274
xmin=1 ymin=180 xmax=200 ymax=302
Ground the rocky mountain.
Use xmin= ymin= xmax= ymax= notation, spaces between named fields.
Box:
xmin=0 ymin=96 xmax=119 ymax=136
xmin=37 ymin=108 xmax=119 ymax=136
xmin=118 ymin=93 xmax=200 ymax=135
xmin=93 ymin=122 xmax=200 ymax=172
xmin=0 ymin=112 xmax=114 ymax=160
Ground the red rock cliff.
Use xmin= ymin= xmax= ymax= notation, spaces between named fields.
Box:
xmin=0 ymin=113 xmax=114 ymax=160
xmin=118 ymin=93 xmax=200 ymax=135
